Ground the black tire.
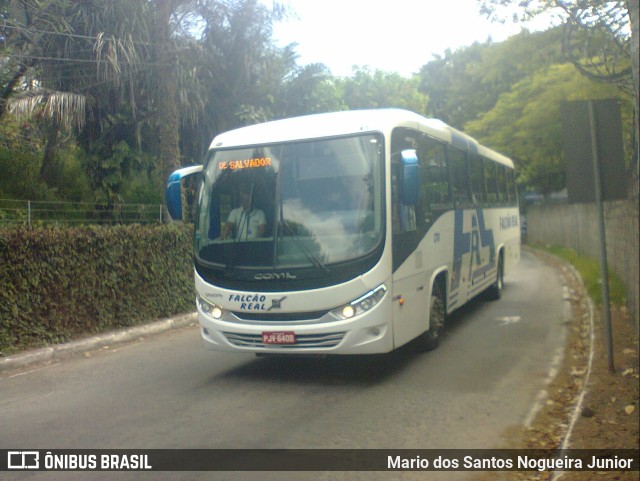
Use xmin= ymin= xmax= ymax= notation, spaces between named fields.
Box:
xmin=420 ymin=282 xmax=446 ymax=351
xmin=487 ymin=255 xmax=504 ymax=301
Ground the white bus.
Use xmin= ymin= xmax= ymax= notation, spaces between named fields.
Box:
xmin=166 ymin=109 xmax=520 ymax=354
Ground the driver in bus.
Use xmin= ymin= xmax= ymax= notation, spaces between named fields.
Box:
xmin=221 ymin=186 xmax=266 ymax=241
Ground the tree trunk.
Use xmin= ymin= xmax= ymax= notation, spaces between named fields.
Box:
xmin=153 ymin=0 xmax=181 ymax=202
xmin=39 ymin=126 xmax=61 ymax=187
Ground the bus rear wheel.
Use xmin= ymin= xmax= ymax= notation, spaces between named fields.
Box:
xmin=487 ymin=255 xmax=504 ymax=301
xmin=421 ymin=283 xmax=446 ymax=351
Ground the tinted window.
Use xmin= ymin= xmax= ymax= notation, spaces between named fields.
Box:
xmin=469 ymin=154 xmax=486 ymax=206
xmin=418 ymin=135 xmax=451 ymax=224
xmin=448 ymin=146 xmax=471 ymax=208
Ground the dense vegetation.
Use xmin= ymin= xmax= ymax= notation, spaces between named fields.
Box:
xmin=1 ymin=0 xmax=636 ymax=201
xmin=0 ymin=224 xmax=194 ymax=354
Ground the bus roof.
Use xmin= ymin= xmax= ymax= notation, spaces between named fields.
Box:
xmin=210 ymin=109 xmax=514 ymax=168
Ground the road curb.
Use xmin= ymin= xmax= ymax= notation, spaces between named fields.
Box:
xmin=0 ymin=312 xmax=198 ymax=374
xmin=525 ymin=246 xmax=596 ymax=458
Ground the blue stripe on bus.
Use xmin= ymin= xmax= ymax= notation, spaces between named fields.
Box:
xmin=451 ymin=208 xmax=496 ymax=298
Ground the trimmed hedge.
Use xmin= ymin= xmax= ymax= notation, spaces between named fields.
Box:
xmin=0 ymin=224 xmax=194 ymax=355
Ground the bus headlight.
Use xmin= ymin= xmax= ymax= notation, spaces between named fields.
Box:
xmin=197 ymin=294 xmax=224 ymax=319
xmin=332 ymin=284 xmax=387 ymax=320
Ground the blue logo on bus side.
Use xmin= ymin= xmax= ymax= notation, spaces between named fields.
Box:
xmin=451 ymin=209 xmax=495 ymax=292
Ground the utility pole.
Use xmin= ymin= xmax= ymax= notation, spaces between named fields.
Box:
xmin=588 ymin=100 xmax=614 ymax=373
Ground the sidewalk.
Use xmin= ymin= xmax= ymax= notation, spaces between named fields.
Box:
xmin=0 ymin=312 xmax=197 ymax=374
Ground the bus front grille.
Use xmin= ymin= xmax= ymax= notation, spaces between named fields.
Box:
xmin=223 ymin=331 xmax=345 ymax=349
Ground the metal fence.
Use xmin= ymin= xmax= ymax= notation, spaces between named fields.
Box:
xmin=0 ymin=199 xmax=166 ymax=227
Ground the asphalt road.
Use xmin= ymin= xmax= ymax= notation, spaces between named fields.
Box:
xmin=0 ymin=250 xmax=569 ymax=481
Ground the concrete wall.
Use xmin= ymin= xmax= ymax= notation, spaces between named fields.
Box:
xmin=527 ymin=200 xmax=639 ymax=327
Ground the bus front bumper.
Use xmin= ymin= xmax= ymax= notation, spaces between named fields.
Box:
xmin=196 ymin=301 xmax=394 ymax=355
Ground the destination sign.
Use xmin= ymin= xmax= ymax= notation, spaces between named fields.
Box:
xmin=218 ymin=158 xmax=272 ymax=170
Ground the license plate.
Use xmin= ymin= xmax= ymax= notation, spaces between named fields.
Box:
xmin=262 ymin=331 xmax=296 ymax=345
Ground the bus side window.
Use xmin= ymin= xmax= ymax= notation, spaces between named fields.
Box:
xmin=506 ymin=169 xmax=517 ymax=205
xmin=496 ymin=164 xmax=508 ymax=205
xmin=485 ymin=161 xmax=498 ymax=205
xmin=418 ymin=135 xmax=451 ymax=225
xmin=447 ymin=146 xmax=472 ymax=209
xmin=469 ymin=154 xmax=486 ymax=207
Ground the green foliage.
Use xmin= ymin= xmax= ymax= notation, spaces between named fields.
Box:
xmin=0 ymin=120 xmax=92 ymax=201
xmin=1 ymin=0 xmax=634 ymax=212
xmin=45 ymin=143 xmax=93 ymax=201
xmin=465 ymin=63 xmax=632 ymax=194
xmin=0 ymin=224 xmax=194 ymax=355
xmin=83 ymin=140 xmax=157 ymax=203
xmin=121 ymin=173 xmax=163 ymax=205
xmin=340 ymin=67 xmax=429 ymax=113
xmin=0 ymin=145 xmax=44 ymax=200
xmin=417 ymin=24 xmax=635 ymax=196
xmin=419 ymin=28 xmax=565 ymax=128
xmin=542 ymin=245 xmax=627 ymax=306
xmin=274 ymin=63 xmax=346 ymax=118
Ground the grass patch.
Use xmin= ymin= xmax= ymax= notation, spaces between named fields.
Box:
xmin=538 ymin=244 xmax=627 ymax=306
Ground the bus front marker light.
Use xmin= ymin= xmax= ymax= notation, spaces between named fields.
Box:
xmin=393 ymin=295 xmax=404 ymax=306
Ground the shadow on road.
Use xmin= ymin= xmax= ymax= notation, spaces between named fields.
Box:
xmin=216 ymin=348 xmax=417 ymax=386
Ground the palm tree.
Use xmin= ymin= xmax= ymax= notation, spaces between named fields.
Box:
xmin=7 ymin=90 xmax=87 ymax=184
xmin=1 ymin=0 xmax=151 ymax=190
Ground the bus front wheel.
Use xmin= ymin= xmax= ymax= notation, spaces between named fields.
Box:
xmin=421 ymin=283 xmax=446 ymax=351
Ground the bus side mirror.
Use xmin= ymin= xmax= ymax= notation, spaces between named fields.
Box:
xmin=401 ymin=149 xmax=420 ymax=205
xmin=165 ymin=165 xmax=203 ymax=220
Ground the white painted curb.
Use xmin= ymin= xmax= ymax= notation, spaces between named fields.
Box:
xmin=0 ymin=312 xmax=197 ymax=373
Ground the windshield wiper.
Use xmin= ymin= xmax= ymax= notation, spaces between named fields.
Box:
xmin=273 ymin=168 xmax=328 ymax=273
xmin=278 ymin=221 xmax=329 ymax=273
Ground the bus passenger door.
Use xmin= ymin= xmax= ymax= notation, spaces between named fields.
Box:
xmin=392 ymin=264 xmax=429 ymax=348
xmin=390 ymin=148 xmax=429 ymax=347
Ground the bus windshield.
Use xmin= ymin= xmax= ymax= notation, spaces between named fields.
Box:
xmin=195 ymin=133 xmax=385 ymax=274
